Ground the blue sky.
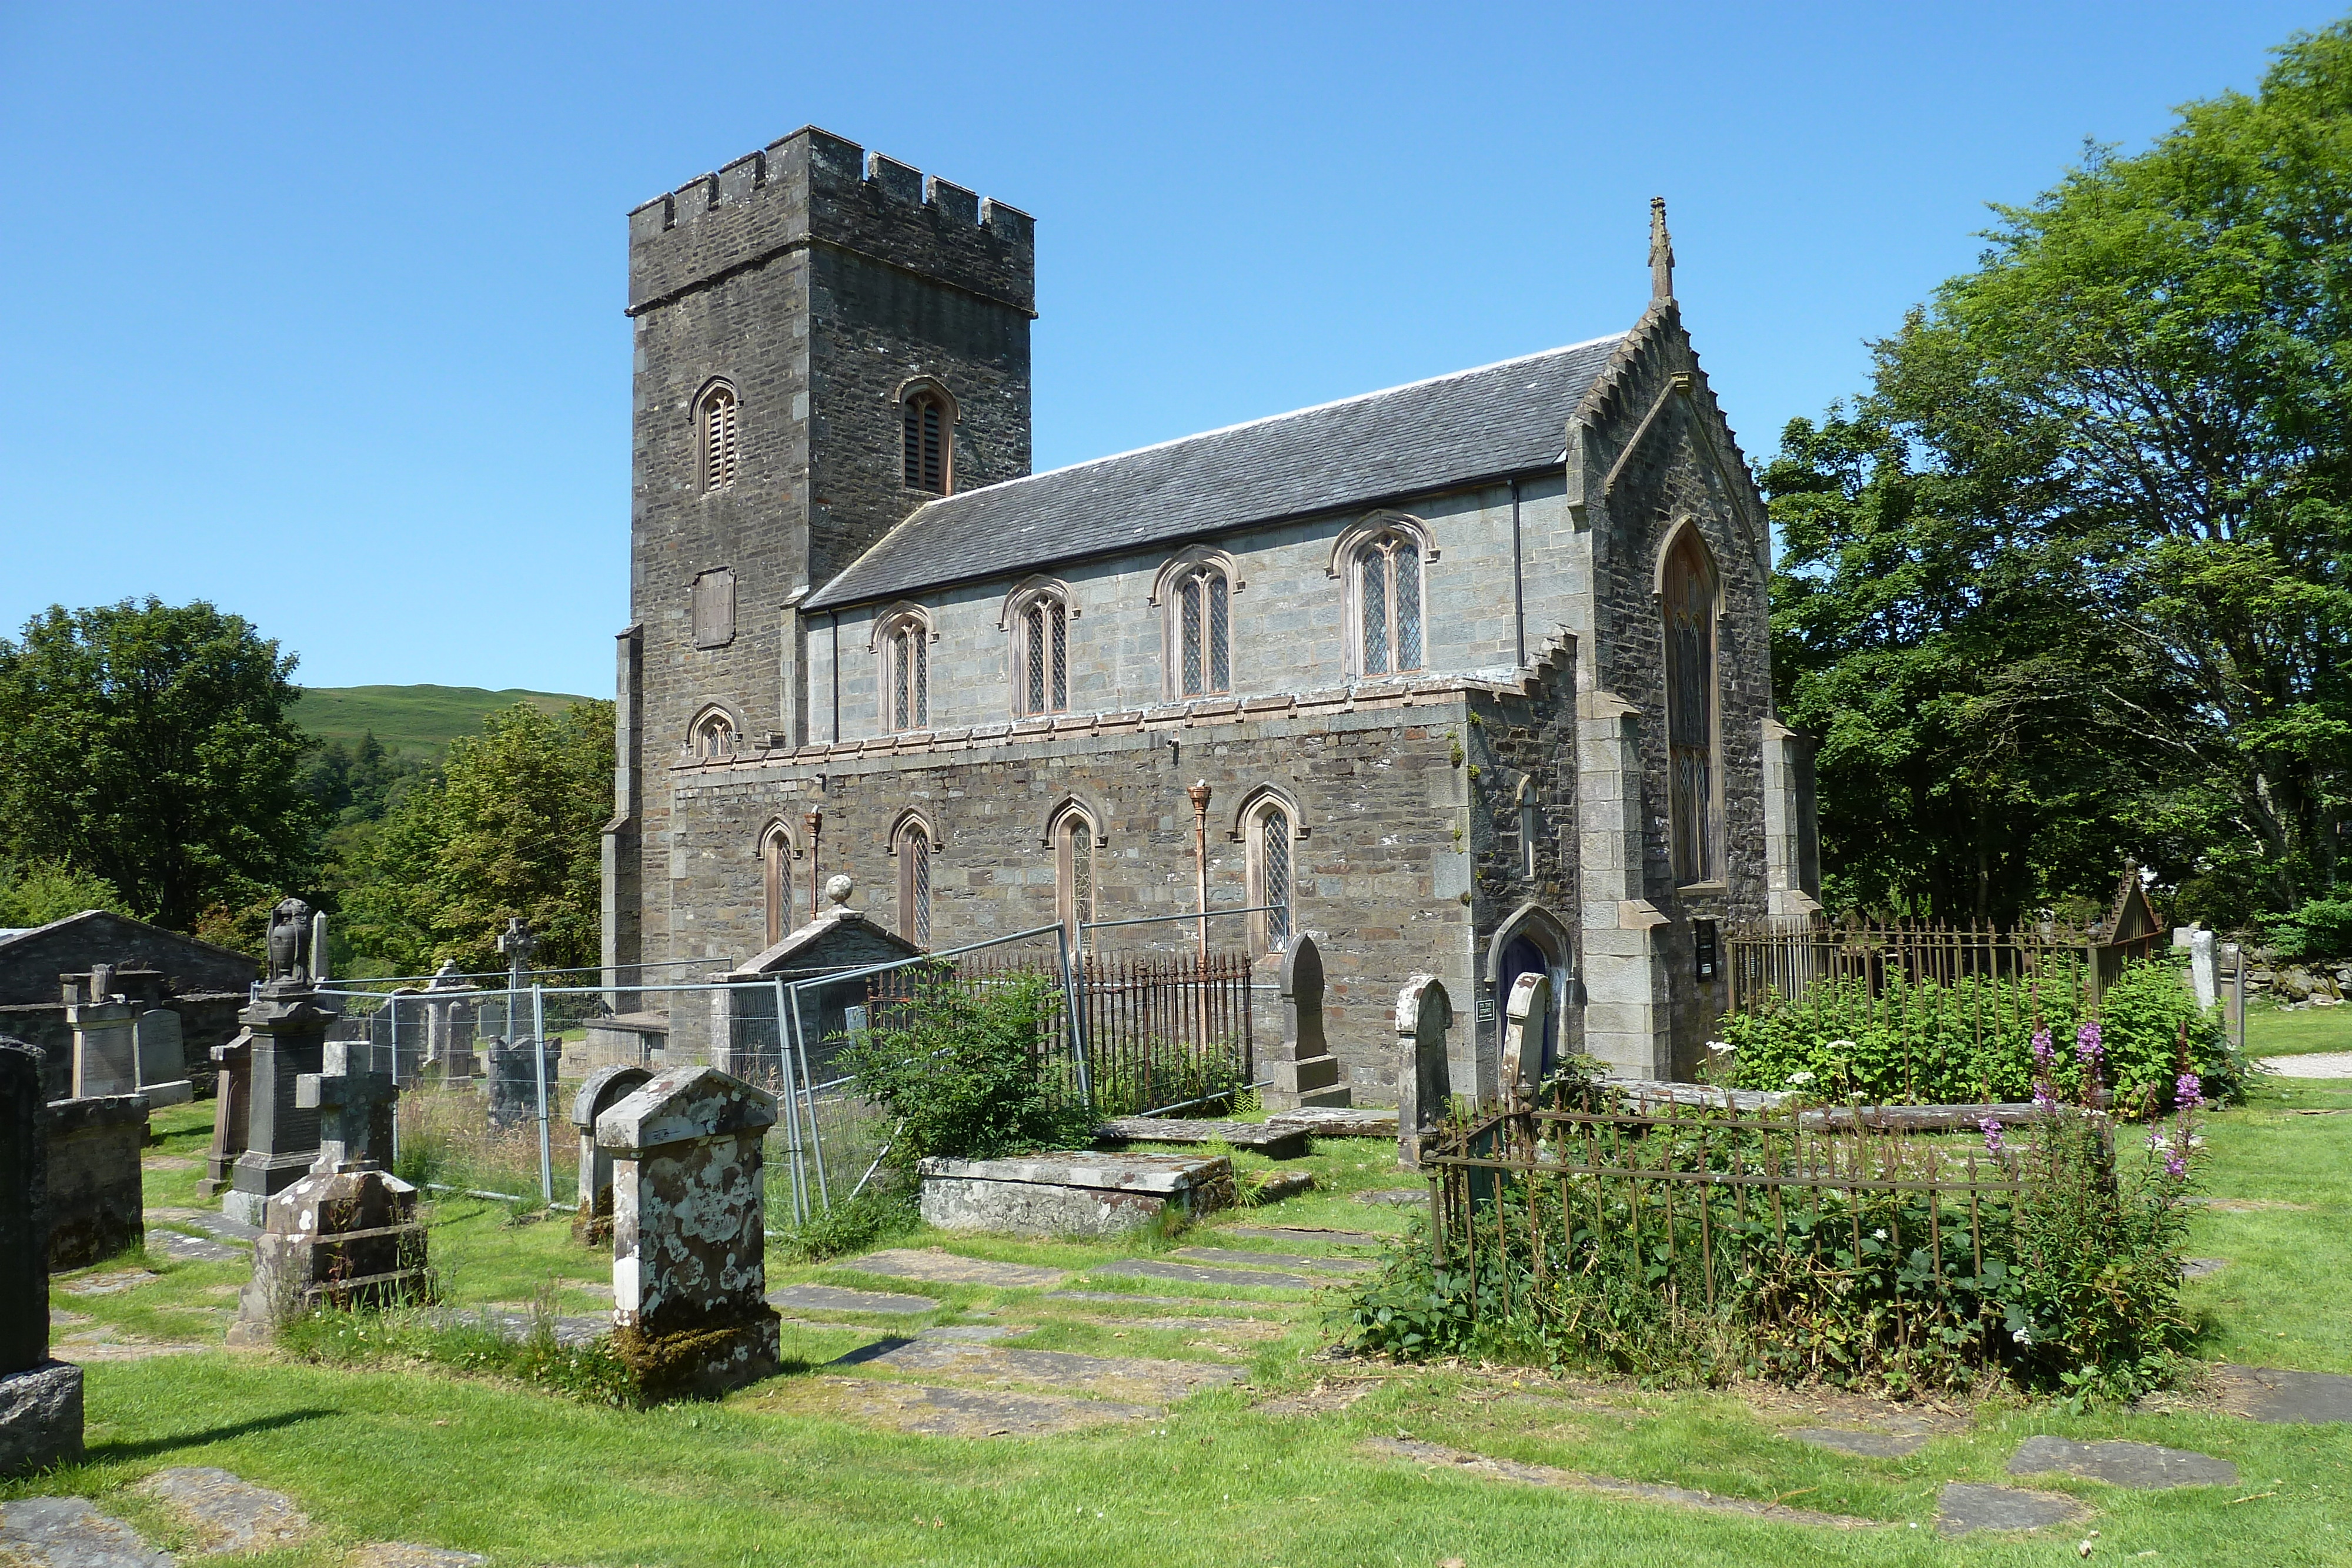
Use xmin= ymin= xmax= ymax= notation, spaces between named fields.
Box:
xmin=1 ymin=2 xmax=2336 ymax=697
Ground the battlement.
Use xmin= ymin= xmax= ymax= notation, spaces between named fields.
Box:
xmin=626 ymin=126 xmax=1035 ymax=317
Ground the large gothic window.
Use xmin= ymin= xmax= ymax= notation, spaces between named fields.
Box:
xmin=902 ymin=388 xmax=950 ymax=493
xmin=1018 ymin=591 xmax=1070 ymax=716
xmin=895 ymin=819 xmax=934 ymax=947
xmin=1663 ymin=530 xmax=1718 ymax=884
xmin=1172 ymin=563 xmax=1230 ymax=697
xmin=691 ymin=708 xmax=736 ymax=761
xmin=877 ymin=609 xmax=931 ymax=732
xmin=1355 ymin=531 xmax=1424 ymax=676
xmin=698 ymin=382 xmax=739 ymax=493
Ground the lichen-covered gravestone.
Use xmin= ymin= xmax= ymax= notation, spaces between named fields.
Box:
xmin=1395 ymin=975 xmax=1452 ymax=1169
xmin=570 ymin=1065 xmax=653 ymax=1245
xmin=65 ymin=970 xmax=138 ymax=1100
xmin=1501 ymin=971 xmax=1551 ymax=1103
xmin=596 ymin=1066 xmax=780 ymax=1397
xmin=2 ymin=1038 xmax=82 ymax=1477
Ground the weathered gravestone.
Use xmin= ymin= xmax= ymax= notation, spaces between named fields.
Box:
xmin=225 ymin=899 xmax=337 ymax=1228
xmin=487 ymin=1036 xmax=562 ymax=1132
xmin=570 ymin=1064 xmax=653 ymax=1245
xmin=1 ymin=1038 xmax=83 ymax=1476
xmin=65 ymin=970 xmax=138 ymax=1100
xmin=229 ymin=1041 xmax=425 ymax=1344
xmin=1395 ymin=975 xmax=1452 ymax=1169
xmin=2190 ymin=927 xmax=2219 ymax=1011
xmin=422 ymin=964 xmax=479 ymax=1083
xmin=596 ymin=1066 xmax=780 ymax=1396
xmin=45 ymin=1092 xmax=147 ymax=1270
xmin=1261 ymin=934 xmax=1351 ymax=1111
xmin=198 ymin=1031 xmax=252 ymax=1199
xmin=1501 ymin=971 xmax=1551 ymax=1102
xmin=132 ymin=1007 xmax=193 ymax=1108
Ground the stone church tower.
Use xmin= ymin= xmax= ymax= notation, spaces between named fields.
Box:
xmin=606 ymin=128 xmax=1036 ymax=981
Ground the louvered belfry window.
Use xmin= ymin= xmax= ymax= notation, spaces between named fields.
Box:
xmin=1023 ymin=597 xmax=1068 ymax=714
xmin=1664 ymin=533 xmax=1717 ymax=884
xmin=1176 ymin=566 xmax=1230 ymax=697
xmin=886 ymin=617 xmax=929 ymax=731
xmin=1357 ymin=533 xmax=1424 ymax=676
xmin=903 ymin=391 xmax=947 ymax=492
xmin=700 ymin=385 xmax=739 ymax=492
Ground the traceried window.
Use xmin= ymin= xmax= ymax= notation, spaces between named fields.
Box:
xmin=878 ymin=611 xmax=931 ymax=732
xmin=760 ymin=824 xmax=794 ymax=946
xmin=1054 ymin=809 xmax=1097 ymax=951
xmin=1245 ymin=799 xmax=1294 ymax=956
xmin=693 ymin=710 xmax=735 ymax=761
xmin=902 ymin=389 xmax=950 ymax=493
xmin=698 ymin=383 xmax=740 ymax=493
xmin=1663 ymin=531 xmax=1718 ymax=884
xmin=1355 ymin=531 xmax=1424 ymax=676
xmin=1021 ymin=594 xmax=1070 ymax=716
xmin=1171 ymin=563 xmax=1230 ymax=697
xmin=895 ymin=820 xmax=934 ymax=947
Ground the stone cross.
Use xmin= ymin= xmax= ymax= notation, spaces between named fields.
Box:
xmin=1501 ymin=970 xmax=1551 ymax=1103
xmin=296 ymin=1041 xmax=397 ymax=1172
xmin=1395 ymin=975 xmax=1452 ymax=1169
xmin=1 ymin=1035 xmax=84 ymax=1475
xmin=497 ymin=918 xmax=538 ymax=978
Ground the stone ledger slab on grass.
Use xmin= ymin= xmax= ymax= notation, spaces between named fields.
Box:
xmin=1225 ymin=1225 xmax=1387 ymax=1248
xmin=1091 ymin=1258 xmax=1316 ymax=1290
xmin=1933 ymin=1482 xmax=2093 ymax=1537
xmin=136 ymin=1467 xmax=313 ymax=1554
xmin=809 ymin=1376 xmax=1157 ymax=1437
xmin=2211 ymin=1364 xmax=2352 ymax=1424
xmin=1352 ymin=1188 xmax=1428 ymax=1206
xmin=1169 ymin=1247 xmax=1375 ymax=1275
xmin=919 ymin=1152 xmax=1233 ymax=1238
xmin=1095 ymin=1119 xmax=1308 ymax=1159
xmin=349 ymin=1546 xmax=488 ymax=1568
xmin=0 ymin=1497 xmax=174 ymax=1568
xmin=1788 ymin=1427 xmax=1928 ymax=1459
xmin=1360 ymin=1438 xmax=1883 ymax=1529
xmin=839 ymin=1249 xmax=1067 ymax=1288
xmin=766 ymin=1283 xmax=939 ymax=1316
xmin=1045 ymin=1290 xmax=1289 ymax=1311
xmin=833 ymin=1337 xmax=1245 ymax=1402
xmin=2008 ymin=1435 xmax=2239 ymax=1489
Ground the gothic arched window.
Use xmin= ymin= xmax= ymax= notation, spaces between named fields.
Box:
xmin=698 ymin=382 xmax=740 ymax=493
xmin=1245 ymin=798 xmax=1294 ymax=957
xmin=760 ymin=823 xmax=794 ymax=946
xmin=894 ymin=818 xmax=934 ymax=947
xmin=876 ymin=608 xmax=931 ymax=732
xmin=1662 ymin=528 xmax=1719 ymax=885
xmin=1053 ymin=807 xmax=1097 ymax=951
xmin=692 ymin=708 xmax=736 ymax=761
xmin=1354 ymin=531 xmax=1424 ymax=676
xmin=902 ymin=387 xmax=951 ymax=494
xmin=1170 ymin=562 xmax=1230 ymax=698
xmin=1014 ymin=588 xmax=1070 ymax=716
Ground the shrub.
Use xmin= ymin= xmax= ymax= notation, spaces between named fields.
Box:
xmin=2260 ymin=897 xmax=2352 ymax=961
xmin=769 ymin=1183 xmax=918 ymax=1263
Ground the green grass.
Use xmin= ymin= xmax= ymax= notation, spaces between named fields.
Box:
xmin=24 ymin=1099 xmax=2352 ymax=1566
xmin=2245 ymin=997 xmax=2352 ymax=1058
xmin=290 ymin=684 xmax=592 ymax=758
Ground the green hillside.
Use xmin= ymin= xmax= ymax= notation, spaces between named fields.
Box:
xmin=292 ymin=684 xmax=594 ymax=757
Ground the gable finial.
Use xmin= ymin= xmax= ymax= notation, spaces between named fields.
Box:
xmin=1648 ymin=196 xmax=1674 ymax=301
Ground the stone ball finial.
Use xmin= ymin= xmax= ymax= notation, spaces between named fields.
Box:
xmin=824 ymin=874 xmax=855 ymax=910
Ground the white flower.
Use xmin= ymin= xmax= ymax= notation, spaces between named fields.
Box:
xmin=2013 ymin=1326 xmax=2034 ymax=1346
xmin=1826 ymin=1039 xmax=1856 ymax=1051
xmin=1705 ymin=1039 xmax=1733 ymax=1055
xmin=1872 ymin=1229 xmax=1887 ymax=1241
xmin=1786 ymin=1071 xmax=1816 ymax=1086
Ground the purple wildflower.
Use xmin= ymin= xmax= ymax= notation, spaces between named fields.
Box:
xmin=1980 ymin=1117 xmax=2005 ymax=1155
xmin=2031 ymin=1028 xmax=2056 ymax=1075
xmin=2075 ymin=1021 xmax=2104 ymax=1065
xmin=2165 ymin=1149 xmax=2189 ymax=1179
xmin=2176 ymin=1071 xmax=2203 ymax=1108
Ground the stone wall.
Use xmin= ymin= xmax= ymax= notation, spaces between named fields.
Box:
xmin=0 ymin=912 xmax=256 ymax=1007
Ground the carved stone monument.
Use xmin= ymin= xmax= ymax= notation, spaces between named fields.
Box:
xmin=570 ymin=1064 xmax=653 ymax=1245
xmin=596 ymin=1066 xmax=780 ymax=1396
xmin=1395 ymin=975 xmax=1453 ymax=1169
xmin=1260 ymin=934 xmax=1351 ymax=1111
xmin=487 ymin=1035 xmax=563 ymax=1132
xmin=225 ymin=898 xmax=338 ymax=1228
xmin=199 ymin=1030 xmax=253 ymax=1198
xmin=2190 ymin=927 xmax=2219 ymax=1011
xmin=132 ymin=1006 xmax=193 ymax=1107
xmin=1 ymin=1038 xmax=82 ymax=1476
xmin=64 ymin=970 xmax=138 ymax=1099
xmin=1501 ymin=971 xmax=1551 ymax=1102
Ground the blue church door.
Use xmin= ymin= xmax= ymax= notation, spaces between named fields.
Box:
xmin=1498 ymin=935 xmax=1555 ymax=1076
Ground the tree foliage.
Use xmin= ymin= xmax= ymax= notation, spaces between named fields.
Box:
xmin=341 ymin=700 xmax=613 ymax=973
xmin=1769 ymin=21 xmax=2352 ymax=924
xmin=0 ymin=599 xmax=317 ymax=931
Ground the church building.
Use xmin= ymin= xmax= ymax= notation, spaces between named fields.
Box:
xmin=603 ymin=126 xmax=1819 ymax=1100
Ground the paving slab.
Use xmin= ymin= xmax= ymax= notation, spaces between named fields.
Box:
xmin=58 ymin=1269 xmax=158 ymax=1297
xmin=2007 ymin=1435 xmax=2238 ymax=1489
xmin=1787 ymin=1427 xmax=1928 ymax=1459
xmin=135 ymin=1469 xmax=312 ymax=1554
xmin=766 ymin=1283 xmax=940 ymax=1316
xmin=2259 ymin=1051 xmax=2352 ymax=1078
xmin=348 ymin=1547 xmax=487 ymax=1568
xmin=147 ymin=1230 xmax=245 ymax=1265
xmin=2181 ymin=1256 xmax=2230 ymax=1278
xmin=838 ymin=1248 xmax=1068 ymax=1289
xmin=1359 ymin=1438 xmax=1883 ymax=1529
xmin=1170 ymin=1246 xmax=1374 ymax=1275
xmin=1091 ymin=1258 xmax=1315 ymax=1291
xmin=0 ymin=1498 xmax=176 ymax=1568
xmin=1045 ymin=1290 xmax=1291 ymax=1312
xmin=1352 ymin=1188 xmax=1429 ymax=1207
xmin=1933 ymin=1482 xmax=2093 ymax=1537
xmin=148 ymin=1208 xmax=262 ymax=1243
xmin=2211 ymin=1364 xmax=2352 ymax=1424
xmin=831 ymin=1336 xmax=1245 ymax=1402
xmin=803 ymin=1375 xmax=1157 ymax=1436
xmin=1224 ymin=1225 xmax=1388 ymax=1248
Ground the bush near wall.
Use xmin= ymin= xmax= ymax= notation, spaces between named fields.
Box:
xmin=1720 ymin=957 xmax=2240 ymax=1115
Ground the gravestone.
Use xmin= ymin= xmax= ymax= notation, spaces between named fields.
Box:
xmin=133 ymin=1007 xmax=193 ymax=1108
xmin=198 ymin=1031 xmax=253 ymax=1198
xmin=1501 ymin=971 xmax=1551 ymax=1102
xmin=569 ymin=1064 xmax=653 ymax=1245
xmin=1 ymin=1038 xmax=83 ymax=1476
xmin=225 ymin=898 xmax=338 ymax=1228
xmin=2190 ymin=927 xmax=2219 ymax=1011
xmin=919 ymin=1151 xmax=1234 ymax=1236
xmin=596 ymin=1065 xmax=780 ymax=1396
xmin=1260 ymin=935 xmax=1351 ymax=1111
xmin=229 ymin=1041 xmax=424 ymax=1345
xmin=486 ymin=1036 xmax=562 ymax=1132
xmin=65 ymin=973 xmax=138 ymax=1100
xmin=1394 ymin=975 xmax=1452 ymax=1169
xmin=370 ymin=989 xmax=425 ymax=1088
xmin=45 ymin=1094 xmax=147 ymax=1269
xmin=423 ymin=964 xmax=479 ymax=1084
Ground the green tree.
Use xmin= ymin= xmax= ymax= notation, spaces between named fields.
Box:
xmin=342 ymin=700 xmax=613 ymax=972
xmin=0 ymin=859 xmax=132 ymax=928
xmin=1769 ymin=20 xmax=2352 ymax=922
xmin=0 ymin=599 xmax=318 ymax=931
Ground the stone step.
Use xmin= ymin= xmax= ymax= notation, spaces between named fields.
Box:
xmin=1170 ymin=1246 xmax=1375 ymax=1276
xmin=830 ymin=1336 xmax=1245 ymax=1403
xmin=2007 ymin=1435 xmax=2239 ymax=1489
xmin=1934 ymin=1483 xmax=2093 ymax=1537
xmin=1090 ymin=1258 xmax=1317 ymax=1291
xmin=2211 ymin=1363 xmax=2352 ymax=1423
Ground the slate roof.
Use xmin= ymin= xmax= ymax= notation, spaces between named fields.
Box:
xmin=804 ymin=335 xmax=1625 ymax=610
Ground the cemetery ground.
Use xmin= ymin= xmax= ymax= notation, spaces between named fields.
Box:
xmin=12 ymin=1089 xmax=2352 ymax=1568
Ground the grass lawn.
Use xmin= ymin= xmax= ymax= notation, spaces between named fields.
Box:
xmin=2244 ymin=997 xmax=2352 ymax=1058
xmin=15 ymin=1098 xmax=2352 ymax=1567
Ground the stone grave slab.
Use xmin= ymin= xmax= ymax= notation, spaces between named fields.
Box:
xmin=832 ymin=1336 xmax=1244 ymax=1403
xmin=838 ymin=1249 xmax=1068 ymax=1289
xmin=427 ymin=1308 xmax=605 ymax=1349
xmin=1933 ymin=1482 xmax=2092 ymax=1537
xmin=1788 ymin=1427 xmax=1928 ymax=1459
xmin=919 ymin=1151 xmax=1233 ymax=1238
xmin=1359 ymin=1438 xmax=1882 ymax=1529
xmin=1225 ymin=1225 xmax=1386 ymax=1248
xmin=136 ymin=1467 xmax=313 ymax=1554
xmin=51 ymin=1326 xmax=206 ymax=1364
xmin=1268 ymin=1107 xmax=1398 ymax=1138
xmin=1240 ymin=1171 xmax=1314 ymax=1202
xmin=2181 ymin=1257 xmax=2231 ymax=1278
xmin=1170 ymin=1246 xmax=1375 ymax=1276
xmin=0 ymin=1498 xmax=175 ymax=1568
xmin=147 ymin=1229 xmax=245 ymax=1264
xmin=918 ymin=1324 xmax=1028 ymax=1343
xmin=2212 ymin=1364 xmax=2352 ymax=1423
xmin=766 ymin=1283 xmax=939 ymax=1316
xmin=1091 ymin=1258 xmax=1315 ymax=1291
xmin=146 ymin=1209 xmax=261 ymax=1243
xmin=1117 ymin=1316 xmax=1289 ymax=1342
xmin=805 ymin=1375 xmax=1155 ymax=1437
xmin=58 ymin=1269 xmax=156 ymax=1297
xmin=349 ymin=1546 xmax=487 ymax=1568
xmin=1352 ymin=1188 xmax=1428 ymax=1206
xmin=1045 ymin=1290 xmax=1289 ymax=1311
xmin=1095 ymin=1118 xmax=1308 ymax=1159
xmin=2007 ymin=1435 xmax=2237 ymax=1488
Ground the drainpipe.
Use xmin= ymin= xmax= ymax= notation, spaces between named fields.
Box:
xmin=1511 ymin=477 xmax=1525 ymax=668
xmin=804 ymin=807 xmax=823 ymax=919
xmin=1187 ymin=781 xmax=1213 ymax=959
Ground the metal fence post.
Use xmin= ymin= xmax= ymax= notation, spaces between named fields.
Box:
xmin=781 ymin=976 xmax=829 ymax=1212
xmin=1057 ymin=928 xmax=1093 ymax=1111
xmin=531 ymin=983 xmax=552 ymax=1206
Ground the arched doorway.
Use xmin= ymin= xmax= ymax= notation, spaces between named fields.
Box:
xmin=1486 ymin=903 xmax=1572 ymax=1079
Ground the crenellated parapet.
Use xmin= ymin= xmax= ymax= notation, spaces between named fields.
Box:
xmin=626 ymin=126 xmax=1035 ymax=317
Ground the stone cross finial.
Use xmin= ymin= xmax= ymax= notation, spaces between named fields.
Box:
xmin=1649 ymin=196 xmax=1674 ymax=301
xmin=496 ymin=918 xmax=538 ymax=968
xmin=296 ymin=1041 xmax=397 ymax=1172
